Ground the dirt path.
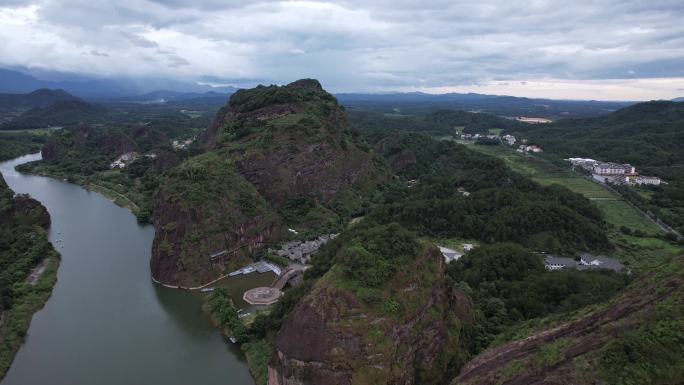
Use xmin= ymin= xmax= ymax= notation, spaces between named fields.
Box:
xmin=26 ymin=259 xmax=49 ymax=285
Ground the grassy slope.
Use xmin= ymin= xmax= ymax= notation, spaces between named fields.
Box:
xmin=469 ymin=145 xmax=681 ymax=269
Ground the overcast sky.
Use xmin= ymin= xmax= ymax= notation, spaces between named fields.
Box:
xmin=1 ymin=0 xmax=684 ymax=100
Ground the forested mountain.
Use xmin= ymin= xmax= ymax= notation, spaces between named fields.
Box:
xmin=509 ymin=100 xmax=684 ymax=233
xmin=0 ymin=89 xmax=106 ymax=129
xmin=151 ymin=79 xmax=388 ymax=286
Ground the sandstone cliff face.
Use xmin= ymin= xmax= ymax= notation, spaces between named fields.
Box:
xmin=268 ymin=247 xmax=472 ymax=385
xmin=151 ymin=80 xmax=387 ymax=286
xmin=202 ymin=79 xmax=386 ymax=211
xmin=150 ymin=151 xmax=283 ymax=286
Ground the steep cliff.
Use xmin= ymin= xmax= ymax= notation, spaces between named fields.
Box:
xmin=151 ymin=80 xmax=387 ymax=286
xmin=268 ymin=225 xmax=472 ymax=385
xmin=203 ymin=79 xmax=385 ymax=220
xmin=151 ymin=151 xmax=282 ymax=286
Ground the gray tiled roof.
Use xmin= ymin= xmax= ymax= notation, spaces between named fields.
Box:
xmin=544 ymin=256 xmax=578 ymax=267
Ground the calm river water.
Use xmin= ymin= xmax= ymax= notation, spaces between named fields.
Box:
xmin=0 ymin=153 xmax=255 ymax=385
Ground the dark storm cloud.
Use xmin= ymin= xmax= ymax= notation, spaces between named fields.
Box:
xmin=0 ymin=0 xmax=683 ymax=98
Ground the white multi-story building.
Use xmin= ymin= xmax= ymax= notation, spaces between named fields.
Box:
xmin=592 ymin=162 xmax=635 ymax=175
xmin=635 ymin=175 xmax=662 ymax=186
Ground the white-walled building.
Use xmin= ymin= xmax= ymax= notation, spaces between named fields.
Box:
xmin=592 ymin=162 xmax=635 ymax=175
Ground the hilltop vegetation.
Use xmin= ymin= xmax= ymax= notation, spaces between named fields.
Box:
xmin=0 ymin=174 xmax=59 ymax=380
xmin=270 ymin=223 xmax=469 ymax=385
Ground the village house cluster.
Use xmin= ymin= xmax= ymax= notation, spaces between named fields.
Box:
xmin=438 ymin=243 xmax=475 ymax=263
xmin=567 ymin=158 xmax=662 ymax=186
xmin=270 ymin=234 xmax=338 ymax=264
xmin=172 ymin=138 xmax=194 ymax=150
xmin=460 ymin=133 xmax=501 ymax=141
xmin=544 ymin=253 xmax=628 ymax=273
xmin=513 ymin=116 xmax=552 ymax=124
xmin=109 ymin=152 xmax=156 ymax=169
xmin=517 ymin=144 xmax=543 ymax=153
xmin=459 ymin=132 xmax=544 ymax=153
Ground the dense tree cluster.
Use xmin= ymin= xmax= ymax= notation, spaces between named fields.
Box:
xmin=0 ymin=176 xmax=55 ymax=312
xmin=0 ymin=133 xmax=45 ymax=162
xmin=447 ymin=243 xmax=630 ymax=352
xmin=204 ymin=288 xmax=247 ymax=342
xmin=369 ymin=133 xmax=611 ymax=254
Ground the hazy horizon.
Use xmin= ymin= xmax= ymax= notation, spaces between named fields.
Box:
xmin=2 ymin=1 xmax=684 ymax=100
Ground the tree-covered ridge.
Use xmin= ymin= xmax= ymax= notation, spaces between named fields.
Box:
xmin=0 ymin=174 xmax=59 ymax=379
xmin=369 ymin=133 xmax=610 ymax=253
xmin=509 ymin=100 xmax=684 ymax=234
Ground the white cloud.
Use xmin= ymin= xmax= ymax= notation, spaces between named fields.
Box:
xmin=0 ymin=0 xmax=683 ymax=99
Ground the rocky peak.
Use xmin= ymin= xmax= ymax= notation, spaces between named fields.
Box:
xmin=286 ymin=78 xmax=323 ymax=91
xmin=151 ymin=81 xmax=387 ymax=286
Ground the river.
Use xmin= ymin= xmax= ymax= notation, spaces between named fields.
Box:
xmin=0 ymin=153 xmax=255 ymax=385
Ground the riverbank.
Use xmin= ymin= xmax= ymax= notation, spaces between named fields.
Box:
xmin=1 ymin=152 xmax=254 ymax=385
xmin=0 ymin=160 xmax=61 ymax=380
xmin=0 ymin=256 xmax=59 ymax=380
xmin=15 ymin=161 xmax=149 ymax=221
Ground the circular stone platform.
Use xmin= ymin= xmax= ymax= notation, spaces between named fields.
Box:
xmin=243 ymin=287 xmax=283 ymax=305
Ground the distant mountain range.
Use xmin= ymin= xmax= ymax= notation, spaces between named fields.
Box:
xmin=0 ymin=68 xmax=238 ymax=98
xmin=337 ymin=92 xmax=635 ymax=118
xmin=673 ymin=97 xmax=684 ymax=102
xmin=107 ymin=89 xmax=232 ymax=104
xmin=4 ymin=67 xmax=672 ymax=119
